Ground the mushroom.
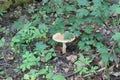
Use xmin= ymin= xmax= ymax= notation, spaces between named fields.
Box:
xmin=52 ymin=32 xmax=75 ymax=54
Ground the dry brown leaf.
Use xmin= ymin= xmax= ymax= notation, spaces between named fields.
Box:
xmin=7 ymin=56 xmax=14 ymax=60
xmin=66 ymin=55 xmax=77 ymax=63
xmin=110 ymin=72 xmax=120 ymax=77
xmin=63 ymin=68 xmax=69 ymax=73
xmin=98 ymin=61 xmax=104 ymax=67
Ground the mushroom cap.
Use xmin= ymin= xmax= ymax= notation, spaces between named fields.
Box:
xmin=52 ymin=32 xmax=75 ymax=43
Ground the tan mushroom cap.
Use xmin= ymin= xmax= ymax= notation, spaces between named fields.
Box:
xmin=52 ymin=33 xmax=75 ymax=43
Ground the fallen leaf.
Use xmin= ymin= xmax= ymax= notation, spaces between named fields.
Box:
xmin=63 ymin=68 xmax=69 ymax=73
xmin=7 ymin=56 xmax=14 ymax=60
xmin=66 ymin=55 xmax=77 ymax=63
xmin=110 ymin=72 xmax=120 ymax=77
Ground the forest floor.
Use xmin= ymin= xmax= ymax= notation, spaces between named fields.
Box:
xmin=0 ymin=1 xmax=120 ymax=80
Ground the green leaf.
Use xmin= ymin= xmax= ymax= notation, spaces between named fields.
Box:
xmin=109 ymin=53 xmax=115 ymax=61
xmin=112 ymin=32 xmax=120 ymax=41
xmin=53 ymin=75 xmax=66 ymax=80
xmin=64 ymin=5 xmax=76 ymax=12
xmin=76 ymin=8 xmax=89 ymax=18
xmin=35 ymin=42 xmax=48 ymax=51
xmin=56 ymin=8 xmax=63 ymax=14
xmin=93 ymin=0 xmax=103 ymax=6
xmin=55 ymin=0 xmax=63 ymax=5
xmin=110 ymin=4 xmax=120 ymax=14
xmin=100 ymin=52 xmax=109 ymax=64
xmin=95 ymin=33 xmax=103 ymax=41
xmin=116 ymin=7 xmax=120 ymax=14
xmin=24 ymin=74 xmax=30 ymax=79
xmin=45 ymin=53 xmax=52 ymax=61
xmin=84 ymin=26 xmax=93 ymax=34
xmin=90 ymin=66 xmax=98 ymax=73
xmin=39 ymin=69 xmax=47 ymax=75
xmin=78 ymin=41 xmax=91 ymax=51
xmin=50 ymin=18 xmax=65 ymax=34
xmin=78 ymin=41 xmax=86 ymax=50
xmin=74 ymin=31 xmax=81 ymax=37
xmin=38 ymin=23 xmax=48 ymax=33
xmin=64 ymin=31 xmax=74 ymax=40
xmin=85 ymin=40 xmax=94 ymax=45
xmin=115 ymin=48 xmax=120 ymax=54
xmin=77 ymin=0 xmax=89 ymax=6
xmin=0 ymin=37 xmax=5 ymax=47
xmin=46 ymin=73 xmax=54 ymax=79
xmin=43 ymin=0 xmax=48 ymax=3
xmin=79 ymin=67 xmax=88 ymax=74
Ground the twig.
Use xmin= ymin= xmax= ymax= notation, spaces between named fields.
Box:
xmin=0 ymin=63 xmax=14 ymax=67
xmin=109 ymin=42 xmax=119 ymax=67
xmin=112 ymin=47 xmax=119 ymax=67
xmin=99 ymin=17 xmax=114 ymax=34
xmin=96 ymin=67 xmax=106 ymax=72
xmin=65 ymin=72 xmax=78 ymax=78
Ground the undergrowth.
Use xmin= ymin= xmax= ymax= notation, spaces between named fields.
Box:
xmin=0 ymin=0 xmax=120 ymax=80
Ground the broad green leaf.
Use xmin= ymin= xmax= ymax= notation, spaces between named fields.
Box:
xmin=85 ymin=40 xmax=94 ymax=45
xmin=50 ymin=18 xmax=65 ymax=34
xmin=56 ymin=8 xmax=63 ymax=14
xmin=110 ymin=4 xmax=120 ymax=14
xmin=53 ymin=75 xmax=66 ymax=80
xmin=43 ymin=0 xmax=48 ymax=3
xmin=115 ymin=48 xmax=120 ymax=54
xmin=95 ymin=33 xmax=103 ymax=40
xmin=46 ymin=73 xmax=54 ymax=79
xmin=84 ymin=26 xmax=93 ymax=34
xmin=64 ymin=5 xmax=76 ymax=11
xmin=0 ymin=37 xmax=5 ymax=47
xmin=56 ymin=0 xmax=63 ymax=5
xmin=100 ymin=52 xmax=109 ymax=64
xmin=109 ymin=53 xmax=115 ymax=61
xmin=38 ymin=23 xmax=48 ymax=33
xmin=77 ymin=0 xmax=89 ymax=6
xmin=76 ymin=9 xmax=89 ymax=18
xmin=74 ymin=31 xmax=81 ymax=37
xmin=35 ymin=42 xmax=48 ymax=51
xmin=39 ymin=69 xmax=47 ymax=75
xmin=24 ymin=74 xmax=30 ymax=79
xmin=112 ymin=32 xmax=120 ymax=41
xmin=64 ymin=31 xmax=74 ymax=40
xmin=78 ymin=41 xmax=85 ymax=50
xmin=45 ymin=53 xmax=52 ymax=61
xmin=52 ymin=0 xmax=63 ymax=5
xmin=116 ymin=7 xmax=120 ymax=14
xmin=93 ymin=0 xmax=103 ymax=6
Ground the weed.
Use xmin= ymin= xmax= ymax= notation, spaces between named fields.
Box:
xmin=20 ymin=51 xmax=40 ymax=71
xmin=75 ymin=55 xmax=98 ymax=76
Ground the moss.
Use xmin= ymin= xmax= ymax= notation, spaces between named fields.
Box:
xmin=0 ymin=0 xmax=12 ymax=10
xmin=0 ymin=0 xmax=34 ymax=10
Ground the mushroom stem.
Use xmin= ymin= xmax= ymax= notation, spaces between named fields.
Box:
xmin=62 ymin=43 xmax=66 ymax=54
